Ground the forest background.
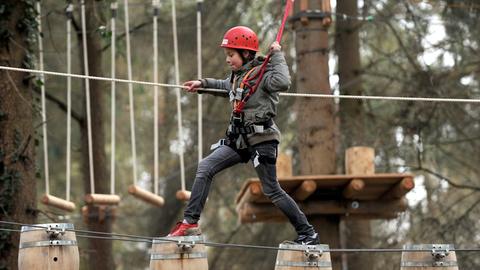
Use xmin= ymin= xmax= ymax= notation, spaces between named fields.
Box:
xmin=0 ymin=0 xmax=479 ymax=269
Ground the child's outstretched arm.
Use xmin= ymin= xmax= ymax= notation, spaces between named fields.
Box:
xmin=182 ymin=77 xmax=231 ymax=98
xmin=261 ymin=42 xmax=291 ymax=93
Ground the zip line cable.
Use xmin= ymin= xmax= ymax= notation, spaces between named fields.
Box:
xmin=2 ymin=66 xmax=479 ymax=104
xmin=1 ymin=221 xmax=480 ymax=253
xmin=2 ymin=65 xmax=479 ymax=104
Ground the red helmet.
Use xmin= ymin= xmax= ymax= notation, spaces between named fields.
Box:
xmin=220 ymin=26 xmax=259 ymax=52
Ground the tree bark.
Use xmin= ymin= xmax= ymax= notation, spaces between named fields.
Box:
xmin=0 ymin=1 xmax=37 ymax=269
xmin=77 ymin=0 xmax=114 ymax=269
xmin=294 ymin=0 xmax=339 ymax=269
xmin=336 ymin=1 xmax=373 ymax=270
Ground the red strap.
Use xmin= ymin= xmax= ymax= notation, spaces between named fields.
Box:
xmin=233 ymin=0 xmax=295 ymax=115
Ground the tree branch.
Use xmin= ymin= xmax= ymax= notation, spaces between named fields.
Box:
xmin=32 ymin=87 xmax=84 ymax=124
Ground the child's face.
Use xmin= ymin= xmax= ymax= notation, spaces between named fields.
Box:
xmin=224 ymin=48 xmax=243 ymax=71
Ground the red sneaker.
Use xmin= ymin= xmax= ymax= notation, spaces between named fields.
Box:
xmin=167 ymin=222 xmax=201 ymax=237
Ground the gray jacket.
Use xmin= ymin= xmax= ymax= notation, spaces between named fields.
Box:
xmin=200 ymin=51 xmax=291 ymax=148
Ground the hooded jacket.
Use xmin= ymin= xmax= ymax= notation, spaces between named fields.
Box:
xmin=199 ymin=51 xmax=290 ymax=148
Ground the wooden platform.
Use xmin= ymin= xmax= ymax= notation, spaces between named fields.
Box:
xmin=235 ymin=173 xmax=414 ymax=223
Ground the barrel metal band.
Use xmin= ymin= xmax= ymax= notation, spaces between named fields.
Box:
xmin=403 ymin=244 xmax=454 ymax=250
xmin=150 ymin=252 xmax=207 ymax=260
xmin=20 ymin=240 xmax=77 ymax=249
xmin=21 ymin=223 xmax=74 ymax=232
xmin=401 ymin=261 xmax=458 ymax=267
xmin=153 ymin=235 xmax=204 ymax=244
xmin=276 ymin=260 xmax=332 ymax=268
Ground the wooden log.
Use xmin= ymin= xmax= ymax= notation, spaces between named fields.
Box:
xmin=84 ymin=193 xmax=120 ymax=205
xmin=128 ymin=185 xmax=165 ymax=207
xmin=345 ymin=147 xmax=375 ymax=175
xmin=277 ymin=153 xmax=293 ymax=178
xmin=292 ymin=180 xmax=317 ymax=201
xmin=300 ymin=0 xmax=309 ymax=24
xmin=18 ymin=223 xmax=79 ymax=270
xmin=150 ymin=235 xmax=208 ymax=270
xmin=41 ymin=194 xmax=76 ymax=212
xmin=321 ymin=0 xmax=332 ymax=27
xmin=275 ymin=243 xmax=332 ymax=269
xmin=342 ymin=179 xmax=365 ymax=199
xmin=176 ymin=190 xmax=191 ymax=201
xmin=381 ymin=177 xmax=415 ymax=200
xmin=401 ymin=244 xmax=458 ymax=270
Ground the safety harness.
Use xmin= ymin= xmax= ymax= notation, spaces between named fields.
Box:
xmin=210 ymin=0 xmax=294 ymax=151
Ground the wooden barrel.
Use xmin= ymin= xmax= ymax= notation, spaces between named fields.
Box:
xmin=275 ymin=243 xmax=332 ymax=269
xmin=150 ymin=235 xmax=208 ymax=270
xmin=18 ymin=223 xmax=79 ymax=270
xmin=401 ymin=244 xmax=458 ymax=270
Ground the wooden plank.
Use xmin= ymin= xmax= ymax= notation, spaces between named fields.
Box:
xmin=236 ymin=173 xmax=414 ymax=204
xmin=237 ymin=198 xmax=407 ymax=223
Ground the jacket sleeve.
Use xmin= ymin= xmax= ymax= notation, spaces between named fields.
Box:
xmin=261 ymin=51 xmax=291 ymax=93
xmin=197 ymin=75 xmax=231 ymax=98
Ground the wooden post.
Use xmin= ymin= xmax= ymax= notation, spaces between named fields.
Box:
xmin=277 ymin=153 xmax=293 ymax=178
xmin=150 ymin=236 xmax=208 ymax=270
xmin=345 ymin=147 xmax=375 ymax=175
xmin=344 ymin=147 xmax=374 ymax=270
xmin=275 ymin=243 xmax=332 ymax=269
xmin=293 ymin=0 xmax=338 ymax=268
xmin=18 ymin=223 xmax=79 ymax=270
xmin=401 ymin=244 xmax=458 ymax=270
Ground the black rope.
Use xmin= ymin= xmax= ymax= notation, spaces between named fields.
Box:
xmin=2 ymin=221 xmax=480 ymax=253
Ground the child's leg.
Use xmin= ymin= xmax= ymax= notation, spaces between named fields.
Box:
xmin=183 ymin=145 xmax=243 ymax=224
xmin=252 ymin=141 xmax=315 ymax=236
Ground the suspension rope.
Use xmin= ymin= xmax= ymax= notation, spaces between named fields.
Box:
xmin=124 ymin=0 xmax=138 ymax=187
xmin=65 ymin=2 xmax=73 ymax=202
xmin=81 ymin=0 xmax=95 ymax=194
xmin=110 ymin=1 xmax=118 ymax=195
xmin=36 ymin=0 xmax=50 ymax=196
xmin=171 ymin=0 xmax=186 ymax=191
xmin=153 ymin=0 xmax=160 ymax=195
xmin=196 ymin=0 xmax=204 ymax=161
xmin=2 ymin=221 xmax=480 ymax=253
xmin=2 ymin=65 xmax=480 ymax=104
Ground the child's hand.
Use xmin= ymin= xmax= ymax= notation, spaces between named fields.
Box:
xmin=270 ymin=41 xmax=281 ymax=52
xmin=183 ymin=80 xmax=202 ymax=92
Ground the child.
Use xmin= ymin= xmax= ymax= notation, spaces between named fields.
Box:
xmin=168 ymin=26 xmax=319 ymax=245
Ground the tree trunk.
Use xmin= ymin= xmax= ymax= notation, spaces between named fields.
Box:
xmin=293 ymin=1 xmax=339 ymax=269
xmin=336 ymin=1 xmax=373 ymax=270
xmin=77 ymin=0 xmax=114 ymax=269
xmin=0 ymin=1 xmax=37 ymax=269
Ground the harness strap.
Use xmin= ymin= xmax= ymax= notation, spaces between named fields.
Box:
xmin=233 ymin=67 xmax=257 ymax=109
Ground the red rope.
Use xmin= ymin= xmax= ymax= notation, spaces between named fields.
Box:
xmin=233 ymin=0 xmax=295 ymax=115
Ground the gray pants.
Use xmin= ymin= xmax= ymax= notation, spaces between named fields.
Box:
xmin=184 ymin=142 xmax=315 ymax=236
